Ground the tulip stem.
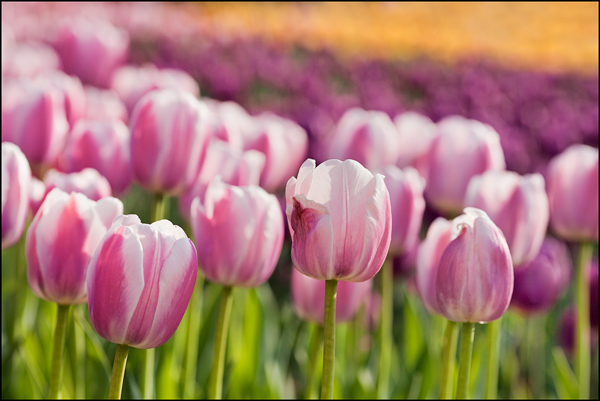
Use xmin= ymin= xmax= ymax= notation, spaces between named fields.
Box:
xmin=321 ymin=280 xmax=338 ymax=399
xmin=49 ymin=304 xmax=71 ymax=399
xmin=575 ymin=242 xmax=592 ymax=399
xmin=377 ymin=260 xmax=393 ymax=398
xmin=485 ymin=318 xmax=501 ymax=399
xmin=456 ymin=322 xmax=476 ymax=399
xmin=141 ymin=348 xmax=155 ymax=399
xmin=208 ymin=285 xmax=234 ymax=399
xmin=305 ymin=324 xmax=324 ymax=399
xmin=440 ymin=320 xmax=459 ymax=399
xmin=108 ymin=344 xmax=129 ymax=399
xmin=182 ymin=273 xmax=204 ymax=398
xmin=151 ymin=192 xmax=168 ymax=223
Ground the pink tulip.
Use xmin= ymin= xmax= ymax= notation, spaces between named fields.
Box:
xmin=546 ymin=144 xmax=598 ymax=243
xmin=83 ymin=86 xmax=128 ymax=122
xmin=245 ymin=112 xmax=308 ymax=192
xmin=323 ymin=108 xmax=399 ymax=172
xmin=53 ymin=18 xmax=129 ymax=88
xmin=291 ymin=267 xmax=372 ymax=324
xmin=42 ymin=70 xmax=86 ymax=128
xmin=205 ymin=99 xmax=257 ymax=151
xmin=381 ymin=165 xmax=425 ymax=256
xmin=26 ymin=188 xmax=123 ymax=304
xmin=464 ymin=170 xmax=549 ymax=267
xmin=510 ymin=237 xmax=571 ymax=314
xmin=2 ymin=77 xmax=69 ymax=169
xmin=178 ymin=139 xmax=265 ymax=220
xmin=436 ymin=208 xmax=514 ymax=323
xmin=129 ymin=89 xmax=211 ymax=195
xmin=190 ymin=180 xmax=284 ymax=287
xmin=285 ymin=159 xmax=392 ymax=282
xmin=416 ymin=217 xmax=453 ymax=314
xmin=425 ymin=116 xmax=506 ymax=216
xmin=43 ymin=168 xmax=112 ymax=201
xmin=394 ymin=111 xmax=438 ymax=181
xmin=87 ymin=215 xmax=197 ymax=348
xmin=2 ymin=41 xmax=61 ymax=79
xmin=111 ymin=64 xmax=199 ymax=113
xmin=58 ymin=119 xmax=132 ymax=194
xmin=29 ymin=177 xmax=46 ymax=217
xmin=2 ymin=142 xmax=32 ymax=249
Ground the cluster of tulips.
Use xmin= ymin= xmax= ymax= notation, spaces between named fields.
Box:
xmin=2 ymin=3 xmax=599 ymax=400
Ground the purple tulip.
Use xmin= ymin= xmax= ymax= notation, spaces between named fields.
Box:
xmin=190 ymin=179 xmax=284 ymax=287
xmin=436 ymin=208 xmax=514 ymax=323
xmin=425 ymin=116 xmax=506 ymax=216
xmin=43 ymin=168 xmax=112 ymax=202
xmin=464 ymin=170 xmax=549 ymax=267
xmin=510 ymin=237 xmax=572 ymax=314
xmin=87 ymin=215 xmax=197 ymax=348
xmin=394 ymin=111 xmax=438 ymax=181
xmin=129 ymin=89 xmax=211 ymax=196
xmin=26 ymin=188 xmax=123 ymax=304
xmin=546 ymin=144 xmax=598 ymax=243
xmin=2 ymin=142 xmax=32 ymax=249
xmin=285 ymin=159 xmax=392 ymax=282
xmin=291 ymin=267 xmax=372 ymax=324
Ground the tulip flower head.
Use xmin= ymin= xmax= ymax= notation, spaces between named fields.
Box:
xmin=43 ymin=168 xmax=112 ymax=202
xmin=285 ymin=159 xmax=392 ymax=282
xmin=394 ymin=111 xmax=438 ymax=180
xmin=2 ymin=142 xmax=32 ymax=249
xmin=87 ymin=215 xmax=197 ymax=349
xmin=436 ymin=208 xmax=514 ymax=323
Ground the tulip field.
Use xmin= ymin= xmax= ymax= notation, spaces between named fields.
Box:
xmin=2 ymin=2 xmax=599 ymax=400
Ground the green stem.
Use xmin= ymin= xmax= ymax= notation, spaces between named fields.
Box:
xmin=108 ymin=344 xmax=130 ymax=399
xmin=440 ymin=320 xmax=459 ymax=399
xmin=526 ymin=314 xmax=545 ymax=398
xmin=485 ymin=318 xmax=501 ymax=399
xmin=377 ymin=260 xmax=393 ymax=398
xmin=456 ymin=322 xmax=476 ymax=399
xmin=575 ymin=242 xmax=592 ymax=399
xmin=49 ymin=304 xmax=71 ymax=399
xmin=208 ymin=286 xmax=234 ymax=399
xmin=141 ymin=348 xmax=155 ymax=399
xmin=320 ymin=280 xmax=338 ymax=399
xmin=305 ymin=324 xmax=324 ymax=399
xmin=150 ymin=192 xmax=168 ymax=223
xmin=181 ymin=273 xmax=204 ymax=398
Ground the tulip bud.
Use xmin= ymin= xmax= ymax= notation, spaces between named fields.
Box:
xmin=42 ymin=70 xmax=86 ymax=128
xmin=394 ymin=111 xmax=438 ymax=181
xmin=129 ymin=89 xmax=211 ymax=195
xmin=83 ymin=86 xmax=128 ymax=122
xmin=191 ymin=179 xmax=284 ymax=288
xmin=323 ymin=108 xmax=399 ymax=172
xmin=425 ymin=116 xmax=506 ymax=216
xmin=291 ymin=267 xmax=372 ymax=324
xmin=546 ymin=144 xmax=598 ymax=243
xmin=416 ymin=217 xmax=453 ymax=314
xmin=510 ymin=237 xmax=572 ymax=314
xmin=87 ymin=215 xmax=197 ymax=348
xmin=381 ymin=165 xmax=425 ymax=256
xmin=2 ymin=41 xmax=61 ymax=79
xmin=2 ymin=142 xmax=32 ymax=249
xmin=26 ymin=188 xmax=123 ymax=304
xmin=58 ymin=119 xmax=132 ymax=195
xmin=44 ymin=168 xmax=112 ymax=201
xmin=464 ymin=170 xmax=549 ymax=266
xmin=205 ymin=100 xmax=256 ymax=151
xmin=285 ymin=159 xmax=392 ymax=282
xmin=436 ymin=208 xmax=514 ymax=323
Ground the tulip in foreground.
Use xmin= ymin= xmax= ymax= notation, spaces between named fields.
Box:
xmin=2 ymin=142 xmax=32 ymax=250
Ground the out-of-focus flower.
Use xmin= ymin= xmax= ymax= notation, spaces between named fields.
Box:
xmin=190 ymin=179 xmax=284 ymax=287
xmin=381 ymin=165 xmax=425 ymax=256
xmin=178 ymin=139 xmax=265 ymax=220
xmin=26 ymin=188 xmax=123 ymax=304
xmin=43 ymin=168 xmax=112 ymax=201
xmin=111 ymin=63 xmax=199 ymax=113
xmin=557 ymin=306 xmax=577 ymax=354
xmin=546 ymin=144 xmax=598 ymax=243
xmin=87 ymin=215 xmax=197 ymax=348
xmin=58 ymin=119 xmax=132 ymax=195
xmin=285 ymin=159 xmax=391 ymax=282
xmin=2 ymin=142 xmax=32 ymax=249
xmin=322 ymin=108 xmax=399 ymax=172
xmin=129 ymin=89 xmax=211 ymax=195
xmin=425 ymin=116 xmax=506 ymax=216
xmin=510 ymin=237 xmax=572 ymax=314
xmin=291 ymin=267 xmax=372 ymax=324
xmin=2 ymin=41 xmax=61 ymax=79
xmin=29 ymin=177 xmax=46 ymax=217
xmin=394 ymin=111 xmax=438 ymax=181
xmin=416 ymin=217 xmax=453 ymax=314
xmin=464 ymin=170 xmax=549 ymax=267
xmin=83 ymin=86 xmax=128 ymax=122
xmin=53 ymin=18 xmax=129 ymax=87
xmin=244 ymin=112 xmax=308 ymax=192
xmin=205 ymin=99 xmax=257 ymax=151
xmin=42 ymin=70 xmax=86 ymax=128
xmin=436 ymin=207 xmax=513 ymax=323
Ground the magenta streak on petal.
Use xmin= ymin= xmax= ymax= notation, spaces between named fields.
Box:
xmin=291 ymin=197 xmax=328 ymax=278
